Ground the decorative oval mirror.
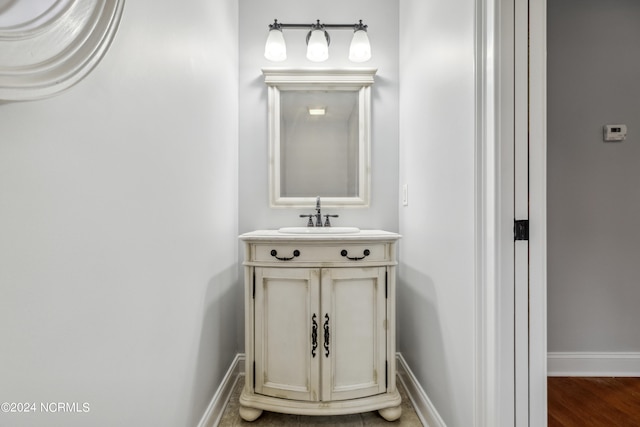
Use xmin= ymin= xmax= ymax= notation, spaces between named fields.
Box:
xmin=263 ymin=68 xmax=376 ymax=208
xmin=0 ymin=0 xmax=125 ymax=101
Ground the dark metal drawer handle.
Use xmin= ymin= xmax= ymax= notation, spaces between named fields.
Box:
xmin=270 ymin=249 xmax=300 ymax=261
xmin=340 ymin=249 xmax=370 ymax=261
xmin=323 ymin=313 xmax=330 ymax=357
xmin=311 ymin=314 xmax=318 ymax=358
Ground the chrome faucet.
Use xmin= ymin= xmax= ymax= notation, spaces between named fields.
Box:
xmin=298 ymin=196 xmax=338 ymax=227
xmin=315 ymin=196 xmax=322 ymax=227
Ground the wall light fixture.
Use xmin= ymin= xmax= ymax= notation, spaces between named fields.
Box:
xmin=264 ymin=19 xmax=371 ymax=63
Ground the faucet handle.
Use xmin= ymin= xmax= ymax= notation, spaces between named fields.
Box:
xmin=323 ymin=214 xmax=339 ymax=227
xmin=299 ymin=214 xmax=314 ymax=227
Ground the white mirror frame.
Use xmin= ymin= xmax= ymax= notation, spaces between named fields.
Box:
xmin=263 ymin=68 xmax=376 ymax=208
xmin=0 ymin=0 xmax=125 ymax=101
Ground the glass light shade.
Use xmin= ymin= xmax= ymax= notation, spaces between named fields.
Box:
xmin=306 ymin=29 xmax=329 ymax=62
xmin=348 ymin=30 xmax=371 ymax=62
xmin=264 ymin=29 xmax=286 ymax=61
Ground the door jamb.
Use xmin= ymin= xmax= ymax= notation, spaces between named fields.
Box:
xmin=476 ymin=0 xmax=547 ymax=425
xmin=527 ymin=0 xmax=548 ymax=424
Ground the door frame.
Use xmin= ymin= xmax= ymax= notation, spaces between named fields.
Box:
xmin=476 ymin=0 xmax=547 ymax=425
xmin=526 ymin=0 xmax=547 ymax=424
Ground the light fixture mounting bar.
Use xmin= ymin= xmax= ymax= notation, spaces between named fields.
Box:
xmin=270 ymin=20 xmax=368 ymax=31
xmin=278 ymin=24 xmax=361 ymax=29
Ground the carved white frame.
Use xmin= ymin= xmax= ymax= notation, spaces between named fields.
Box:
xmin=0 ymin=0 xmax=125 ymax=101
xmin=262 ymin=68 xmax=376 ymax=208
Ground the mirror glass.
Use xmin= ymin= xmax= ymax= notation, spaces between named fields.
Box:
xmin=263 ymin=69 xmax=376 ymax=207
xmin=280 ymin=90 xmax=359 ymax=198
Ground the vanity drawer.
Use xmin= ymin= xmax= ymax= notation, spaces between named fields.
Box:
xmin=252 ymin=243 xmax=390 ymax=264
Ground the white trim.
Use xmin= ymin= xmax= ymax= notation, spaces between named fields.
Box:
xmin=513 ymin=1 xmax=530 ymax=425
xmin=262 ymin=68 xmax=377 ymax=86
xmin=196 ymin=354 xmax=244 ymax=427
xmin=396 ymin=353 xmax=446 ymax=427
xmin=476 ymin=0 xmax=518 ymax=424
xmin=486 ymin=0 xmax=548 ymax=425
xmin=528 ymin=0 xmax=548 ymax=425
xmin=475 ymin=0 xmax=497 ymax=424
xmin=548 ymin=352 xmax=640 ymax=377
xmin=496 ymin=0 xmax=517 ymax=422
xmin=199 ymin=353 xmax=442 ymax=427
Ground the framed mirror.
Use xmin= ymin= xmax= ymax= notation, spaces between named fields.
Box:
xmin=263 ymin=68 xmax=376 ymax=208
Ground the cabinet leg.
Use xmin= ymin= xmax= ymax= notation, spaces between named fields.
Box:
xmin=239 ymin=405 xmax=263 ymax=422
xmin=378 ymin=405 xmax=402 ymax=421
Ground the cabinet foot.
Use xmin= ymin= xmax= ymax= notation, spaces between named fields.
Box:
xmin=239 ymin=405 xmax=263 ymax=422
xmin=378 ymin=405 xmax=402 ymax=421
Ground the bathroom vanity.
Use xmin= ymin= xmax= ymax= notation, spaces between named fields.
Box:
xmin=239 ymin=229 xmax=402 ymax=422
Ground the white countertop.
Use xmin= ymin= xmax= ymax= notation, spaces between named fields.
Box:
xmin=239 ymin=229 xmax=401 ymax=242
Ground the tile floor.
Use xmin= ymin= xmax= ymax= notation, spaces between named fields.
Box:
xmin=218 ymin=376 xmax=423 ymax=426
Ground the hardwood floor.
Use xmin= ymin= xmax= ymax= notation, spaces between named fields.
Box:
xmin=548 ymin=377 xmax=640 ymax=426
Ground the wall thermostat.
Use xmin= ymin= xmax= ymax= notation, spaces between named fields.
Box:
xmin=603 ymin=124 xmax=627 ymax=142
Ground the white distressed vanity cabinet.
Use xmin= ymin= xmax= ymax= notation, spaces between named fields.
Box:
xmin=239 ymin=230 xmax=402 ymax=422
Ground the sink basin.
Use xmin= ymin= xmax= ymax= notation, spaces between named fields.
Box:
xmin=278 ymin=226 xmax=360 ymax=235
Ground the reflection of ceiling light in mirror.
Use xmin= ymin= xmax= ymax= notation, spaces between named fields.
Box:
xmin=308 ymin=108 xmax=326 ymax=116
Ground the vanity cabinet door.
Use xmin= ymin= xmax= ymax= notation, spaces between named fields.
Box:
xmin=254 ymin=267 xmax=321 ymax=401
xmin=320 ymin=267 xmax=388 ymax=401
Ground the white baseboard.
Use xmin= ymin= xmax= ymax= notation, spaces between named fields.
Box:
xmin=197 ymin=353 xmax=445 ymax=427
xmin=548 ymin=352 xmax=640 ymax=377
xmin=396 ymin=353 xmax=446 ymax=427
xmin=196 ymin=353 xmax=244 ymax=427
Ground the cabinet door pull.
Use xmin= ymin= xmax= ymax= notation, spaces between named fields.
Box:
xmin=323 ymin=314 xmax=330 ymax=357
xmin=311 ymin=314 xmax=318 ymax=358
xmin=340 ymin=249 xmax=370 ymax=261
xmin=270 ymin=249 xmax=300 ymax=261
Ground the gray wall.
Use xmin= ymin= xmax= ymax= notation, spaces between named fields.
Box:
xmin=398 ymin=0 xmax=477 ymax=425
xmin=548 ymin=0 xmax=640 ymax=352
xmin=0 ymin=1 xmax=239 ymax=426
